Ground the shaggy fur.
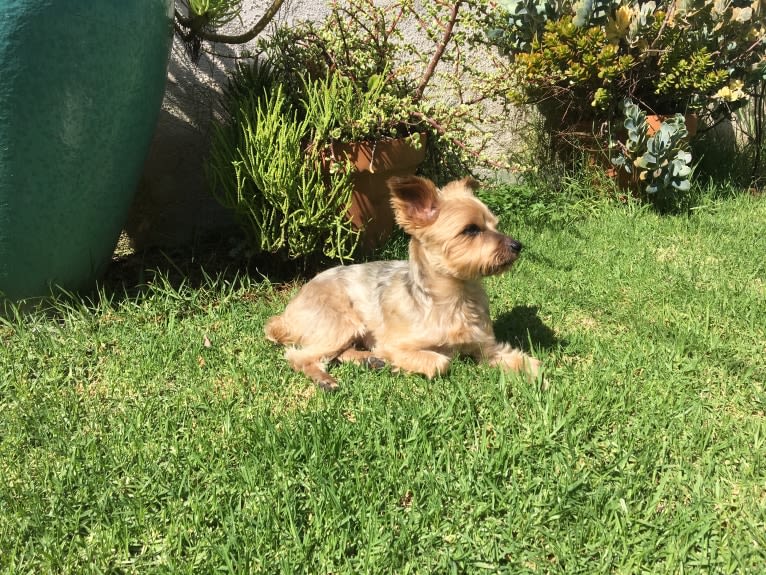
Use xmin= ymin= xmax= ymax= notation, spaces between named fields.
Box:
xmin=265 ymin=175 xmax=542 ymax=390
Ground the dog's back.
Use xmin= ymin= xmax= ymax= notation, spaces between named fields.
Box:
xmin=265 ymin=260 xmax=408 ymax=346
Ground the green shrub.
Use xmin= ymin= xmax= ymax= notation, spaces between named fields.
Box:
xmin=207 ymin=0 xmax=521 ymax=263
xmin=208 ymin=66 xmax=359 ymax=262
xmin=490 ymin=0 xmax=764 ymax=122
xmin=484 ymin=0 xmax=766 ymax=193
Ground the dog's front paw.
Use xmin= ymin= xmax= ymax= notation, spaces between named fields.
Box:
xmin=365 ymin=356 xmax=387 ymax=370
xmin=316 ymin=374 xmax=340 ymax=392
xmin=423 ymin=353 xmax=452 ymax=378
xmin=384 ymin=349 xmax=452 ymax=379
xmin=525 ymin=356 xmax=549 ymax=389
xmin=488 ymin=345 xmax=544 ymax=385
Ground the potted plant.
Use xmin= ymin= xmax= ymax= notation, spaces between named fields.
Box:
xmin=0 ymin=0 xmax=287 ymax=301
xmin=611 ymin=98 xmax=693 ymax=198
xmin=208 ymin=0 xmax=495 ymax=260
xmin=485 ymin=0 xmax=766 ymax=196
xmin=0 ymin=1 xmax=175 ymax=301
xmin=207 ymin=49 xmax=426 ymax=261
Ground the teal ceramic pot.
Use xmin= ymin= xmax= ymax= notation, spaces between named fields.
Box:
xmin=0 ymin=0 xmax=174 ymax=300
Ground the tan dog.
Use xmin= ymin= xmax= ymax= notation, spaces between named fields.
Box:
xmin=265 ymin=175 xmax=542 ymax=390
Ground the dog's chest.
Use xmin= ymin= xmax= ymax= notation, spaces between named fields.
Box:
xmin=437 ymin=297 xmax=493 ymax=345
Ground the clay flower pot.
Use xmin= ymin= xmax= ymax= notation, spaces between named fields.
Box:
xmin=331 ymin=133 xmax=427 ymax=249
xmin=646 ymin=113 xmax=698 ymax=138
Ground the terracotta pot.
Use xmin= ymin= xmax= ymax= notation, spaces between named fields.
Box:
xmin=646 ymin=113 xmax=698 ymax=137
xmin=331 ymin=133 xmax=427 ymax=249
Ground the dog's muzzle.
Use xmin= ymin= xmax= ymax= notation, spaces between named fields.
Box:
xmin=484 ymin=236 xmax=523 ymax=276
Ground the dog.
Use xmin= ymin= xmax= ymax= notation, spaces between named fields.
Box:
xmin=265 ymin=175 xmax=542 ymax=390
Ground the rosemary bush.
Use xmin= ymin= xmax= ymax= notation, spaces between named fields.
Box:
xmin=208 ymin=67 xmax=359 ymax=262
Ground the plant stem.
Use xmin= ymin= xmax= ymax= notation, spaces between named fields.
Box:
xmin=411 ymin=110 xmax=506 ymax=169
xmin=176 ymin=0 xmax=286 ymax=45
xmin=413 ymin=0 xmax=463 ymax=103
xmin=752 ymin=80 xmax=764 ymax=187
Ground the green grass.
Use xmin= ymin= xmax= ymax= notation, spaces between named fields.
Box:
xmin=1 ymin=189 xmax=765 ymax=573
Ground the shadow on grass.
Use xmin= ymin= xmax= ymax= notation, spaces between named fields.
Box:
xmin=104 ymin=239 xmax=234 ymax=294
xmin=493 ymin=305 xmax=560 ymax=353
xmin=99 ymin=229 xmax=410 ymax=303
xmin=99 ymin=232 xmax=323 ymax=300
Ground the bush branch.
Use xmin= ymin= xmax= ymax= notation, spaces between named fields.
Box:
xmin=413 ymin=0 xmax=463 ymax=103
xmin=176 ymin=0 xmax=286 ymax=45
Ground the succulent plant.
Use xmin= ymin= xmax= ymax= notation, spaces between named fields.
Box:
xmin=486 ymin=0 xmax=764 ymax=193
xmin=493 ymin=0 xmax=561 ymax=52
xmin=611 ymin=99 xmax=693 ymax=196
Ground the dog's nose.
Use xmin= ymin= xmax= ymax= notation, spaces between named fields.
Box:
xmin=508 ymin=239 xmax=523 ymax=253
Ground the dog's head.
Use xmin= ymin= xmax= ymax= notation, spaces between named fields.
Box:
xmin=388 ymin=176 xmax=522 ymax=280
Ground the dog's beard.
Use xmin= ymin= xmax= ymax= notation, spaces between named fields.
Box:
xmin=481 ymin=258 xmax=515 ymax=277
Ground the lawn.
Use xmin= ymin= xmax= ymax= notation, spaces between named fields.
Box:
xmin=1 ymin=188 xmax=765 ymax=573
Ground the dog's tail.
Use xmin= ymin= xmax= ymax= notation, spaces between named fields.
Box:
xmin=264 ymin=314 xmax=292 ymax=345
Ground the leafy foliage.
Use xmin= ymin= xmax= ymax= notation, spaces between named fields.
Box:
xmin=258 ymin=0 xmax=529 ymax=174
xmin=257 ymin=10 xmax=419 ymax=144
xmin=183 ymin=0 xmax=241 ymax=28
xmin=611 ymin=98 xmax=693 ymax=197
xmin=492 ymin=0 xmax=765 ymax=120
xmin=208 ymin=0 xmax=539 ymax=263
xmin=486 ymin=0 xmax=765 ymax=194
xmin=174 ymin=0 xmax=286 ymax=60
xmin=510 ymin=16 xmax=635 ymax=116
xmin=207 ymin=0 xmax=437 ymax=263
xmin=208 ymin=66 xmax=359 ymax=262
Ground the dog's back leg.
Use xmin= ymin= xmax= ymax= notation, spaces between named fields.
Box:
xmin=268 ymin=279 xmax=369 ymax=389
xmin=284 ymin=334 xmax=361 ymax=391
xmin=337 ymin=349 xmax=387 ymax=370
xmin=284 ymin=346 xmax=342 ymax=391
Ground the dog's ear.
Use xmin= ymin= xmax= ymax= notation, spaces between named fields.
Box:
xmin=388 ymin=176 xmax=440 ymax=232
xmin=440 ymin=176 xmax=480 ymax=198
xmin=461 ymin=176 xmax=481 ymax=192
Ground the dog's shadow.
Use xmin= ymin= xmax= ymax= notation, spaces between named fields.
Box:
xmin=493 ymin=305 xmax=559 ymax=353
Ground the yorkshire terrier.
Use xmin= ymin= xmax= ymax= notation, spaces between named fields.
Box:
xmin=265 ymin=175 xmax=542 ymax=390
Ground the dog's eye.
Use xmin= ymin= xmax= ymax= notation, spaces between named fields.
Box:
xmin=462 ymin=224 xmax=482 ymax=237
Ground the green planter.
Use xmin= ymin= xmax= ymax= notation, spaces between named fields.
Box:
xmin=0 ymin=0 xmax=174 ymax=300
